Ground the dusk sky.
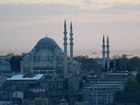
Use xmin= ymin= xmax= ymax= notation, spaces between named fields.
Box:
xmin=0 ymin=0 xmax=140 ymax=57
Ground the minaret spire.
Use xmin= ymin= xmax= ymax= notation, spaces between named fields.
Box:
xmin=64 ymin=20 xmax=67 ymax=32
xmin=106 ymin=35 xmax=110 ymax=71
xmin=70 ymin=22 xmax=74 ymax=63
xmin=63 ymin=20 xmax=68 ymax=77
xmin=102 ymin=35 xmax=106 ymax=68
xmin=70 ymin=22 xmax=73 ymax=33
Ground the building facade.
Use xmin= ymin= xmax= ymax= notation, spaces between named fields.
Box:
xmin=82 ymin=72 xmax=129 ymax=105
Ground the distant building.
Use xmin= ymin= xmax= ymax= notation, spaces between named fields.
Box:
xmin=68 ymin=76 xmax=82 ymax=92
xmin=58 ymin=98 xmax=69 ymax=105
xmin=83 ymin=72 xmax=129 ymax=105
xmin=6 ymin=73 xmax=48 ymax=104
xmin=7 ymin=73 xmax=44 ymax=92
xmin=0 ymin=101 xmax=12 ymax=105
xmin=35 ymin=97 xmax=48 ymax=105
xmin=75 ymin=102 xmax=90 ymax=105
xmin=83 ymin=85 xmax=114 ymax=105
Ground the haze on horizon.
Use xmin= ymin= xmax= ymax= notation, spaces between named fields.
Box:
xmin=0 ymin=0 xmax=140 ymax=57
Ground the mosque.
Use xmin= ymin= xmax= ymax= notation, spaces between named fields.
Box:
xmin=21 ymin=21 xmax=81 ymax=77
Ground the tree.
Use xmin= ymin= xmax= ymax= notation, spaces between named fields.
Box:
xmin=115 ymin=76 xmax=140 ymax=104
xmin=136 ymin=71 xmax=140 ymax=84
xmin=125 ymin=78 xmax=139 ymax=92
xmin=74 ymin=56 xmax=102 ymax=74
xmin=10 ymin=55 xmax=23 ymax=72
xmin=109 ymin=60 xmax=115 ymax=71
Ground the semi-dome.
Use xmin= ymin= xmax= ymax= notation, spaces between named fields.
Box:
xmin=0 ymin=60 xmax=11 ymax=72
xmin=35 ymin=36 xmax=58 ymax=50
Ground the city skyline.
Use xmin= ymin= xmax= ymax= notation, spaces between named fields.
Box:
xmin=0 ymin=0 xmax=140 ymax=57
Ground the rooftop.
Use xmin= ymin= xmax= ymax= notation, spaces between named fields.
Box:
xmin=7 ymin=74 xmax=44 ymax=81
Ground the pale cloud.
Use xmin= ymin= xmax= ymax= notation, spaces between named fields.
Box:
xmin=1 ymin=0 xmax=140 ymax=10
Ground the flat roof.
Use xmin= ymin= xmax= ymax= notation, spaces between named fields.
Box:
xmin=7 ymin=74 xmax=44 ymax=81
xmin=105 ymin=72 xmax=129 ymax=76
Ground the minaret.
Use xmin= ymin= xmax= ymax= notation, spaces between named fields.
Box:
xmin=63 ymin=20 xmax=68 ymax=77
xmin=102 ymin=35 xmax=106 ymax=68
xmin=70 ymin=22 xmax=74 ymax=63
xmin=106 ymin=36 xmax=110 ymax=70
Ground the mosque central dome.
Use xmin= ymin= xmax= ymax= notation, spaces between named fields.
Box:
xmin=35 ymin=36 xmax=58 ymax=50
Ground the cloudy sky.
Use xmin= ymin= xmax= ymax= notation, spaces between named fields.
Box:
xmin=0 ymin=0 xmax=140 ymax=57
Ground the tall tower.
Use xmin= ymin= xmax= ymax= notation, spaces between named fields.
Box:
xmin=70 ymin=22 xmax=74 ymax=63
xmin=102 ymin=35 xmax=110 ymax=71
xmin=63 ymin=20 xmax=68 ymax=77
xmin=106 ymin=36 xmax=110 ymax=70
xmin=102 ymin=35 xmax=106 ymax=67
